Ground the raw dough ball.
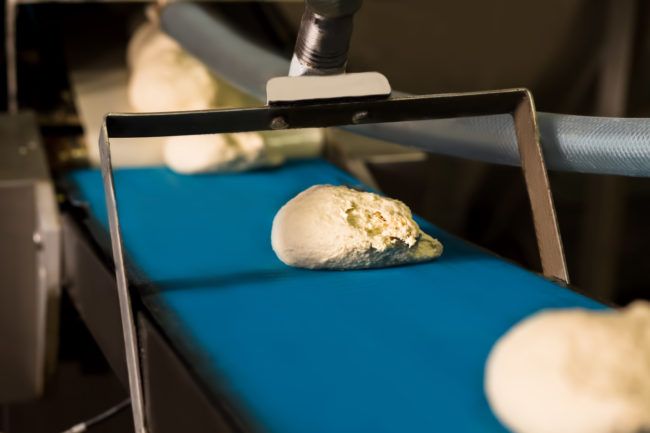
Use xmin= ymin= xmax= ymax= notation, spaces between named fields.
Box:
xmin=485 ymin=302 xmax=650 ymax=433
xmin=127 ymin=22 xmax=179 ymax=71
xmin=128 ymin=49 xmax=218 ymax=112
xmin=127 ymin=23 xmax=324 ymax=173
xmin=164 ymin=132 xmax=284 ymax=174
xmin=271 ymin=185 xmax=443 ymax=269
xmin=163 ymin=130 xmax=326 ymax=174
xmin=127 ymin=23 xmax=218 ymax=112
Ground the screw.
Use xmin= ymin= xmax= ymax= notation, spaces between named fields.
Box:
xmin=33 ymin=231 xmax=43 ymax=250
xmin=352 ymin=111 xmax=369 ymax=124
xmin=270 ymin=116 xmax=289 ymax=130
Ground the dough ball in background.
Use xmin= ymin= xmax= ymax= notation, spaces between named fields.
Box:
xmin=164 ymin=134 xmax=233 ymax=174
xmin=164 ymin=132 xmax=283 ymax=174
xmin=127 ymin=21 xmax=219 ymax=113
xmin=128 ymin=48 xmax=218 ymax=113
xmin=163 ymin=130 xmax=325 ymax=175
xmin=126 ymin=22 xmax=180 ymax=71
xmin=127 ymin=22 xmax=324 ymax=173
xmin=271 ymin=185 xmax=443 ymax=269
xmin=484 ymin=302 xmax=650 ymax=433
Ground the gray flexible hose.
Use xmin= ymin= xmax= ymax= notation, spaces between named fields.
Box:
xmin=160 ymin=3 xmax=650 ymax=177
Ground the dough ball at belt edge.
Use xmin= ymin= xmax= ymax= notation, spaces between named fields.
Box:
xmin=271 ymin=184 xmax=443 ymax=270
xmin=484 ymin=301 xmax=650 ymax=433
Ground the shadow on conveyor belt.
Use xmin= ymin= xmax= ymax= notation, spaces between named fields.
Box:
xmin=121 ymin=220 xmax=486 ymax=296
xmin=132 ymin=241 xmax=483 ymax=295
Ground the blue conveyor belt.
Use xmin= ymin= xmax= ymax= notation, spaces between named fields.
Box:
xmin=65 ymin=159 xmax=603 ymax=433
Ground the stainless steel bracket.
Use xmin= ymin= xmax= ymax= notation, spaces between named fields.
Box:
xmin=98 ymin=88 xmax=568 ymax=433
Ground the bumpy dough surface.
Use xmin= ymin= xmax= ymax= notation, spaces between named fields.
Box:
xmin=271 ymin=185 xmax=443 ymax=269
xmin=485 ymin=302 xmax=650 ymax=433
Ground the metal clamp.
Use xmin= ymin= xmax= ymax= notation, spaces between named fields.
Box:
xmin=289 ymin=0 xmax=362 ymax=76
xmin=98 ymin=88 xmax=568 ymax=433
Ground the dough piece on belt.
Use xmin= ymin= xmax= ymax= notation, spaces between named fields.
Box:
xmin=485 ymin=302 xmax=650 ymax=433
xmin=164 ymin=129 xmax=324 ymax=174
xmin=164 ymin=132 xmax=284 ymax=174
xmin=127 ymin=22 xmax=324 ymax=172
xmin=271 ymin=185 xmax=443 ymax=269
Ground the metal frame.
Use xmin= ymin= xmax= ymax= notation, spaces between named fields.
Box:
xmin=98 ymin=89 xmax=569 ymax=433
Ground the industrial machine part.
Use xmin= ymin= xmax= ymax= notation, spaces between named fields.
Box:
xmin=97 ymin=91 xmax=569 ymax=433
xmin=160 ymin=3 xmax=650 ymax=178
xmin=0 ymin=111 xmax=61 ymax=403
xmin=289 ymin=0 xmax=362 ymax=76
xmin=266 ymin=72 xmax=391 ymax=104
xmin=95 ymin=2 xmax=573 ymax=431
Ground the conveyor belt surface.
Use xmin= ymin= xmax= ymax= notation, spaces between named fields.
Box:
xmin=64 ymin=159 xmax=603 ymax=433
